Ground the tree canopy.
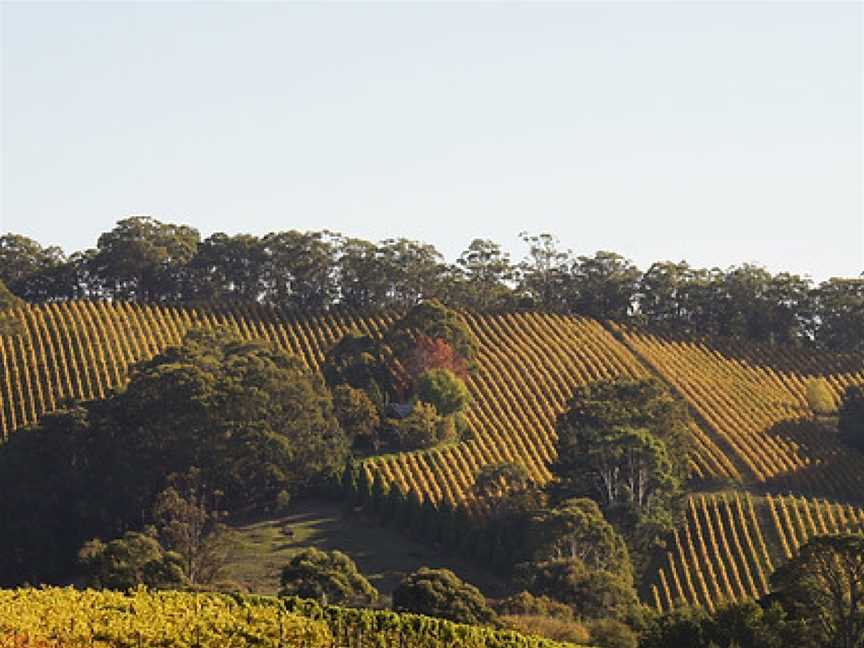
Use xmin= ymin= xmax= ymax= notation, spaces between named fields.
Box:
xmin=4 ymin=219 xmax=864 ymax=351
xmin=0 ymin=328 xmax=347 ymax=585
xmin=838 ymin=385 xmax=864 ymax=453
xmin=278 ymin=548 xmax=378 ymax=606
xmin=78 ymin=532 xmax=185 ymax=591
xmin=770 ymin=534 xmax=864 ymax=648
xmin=392 ymin=567 xmax=496 ymax=626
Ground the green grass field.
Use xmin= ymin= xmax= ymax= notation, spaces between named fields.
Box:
xmin=223 ymin=499 xmax=508 ymax=601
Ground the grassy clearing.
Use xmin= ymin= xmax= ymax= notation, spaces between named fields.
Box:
xmin=222 ymin=499 xmax=509 ymax=601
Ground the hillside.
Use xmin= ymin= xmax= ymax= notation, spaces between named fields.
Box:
xmin=1 ymin=300 xmax=863 ymax=613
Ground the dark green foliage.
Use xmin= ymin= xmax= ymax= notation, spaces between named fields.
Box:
xmin=551 ymin=378 xmax=688 ymax=569
xmin=415 ymin=368 xmax=471 ymax=416
xmin=0 ymin=329 xmax=348 ymax=585
xmin=770 ymin=534 xmax=864 ymax=648
xmin=515 ymin=558 xmax=637 ymax=621
xmin=473 ymin=462 xmax=545 ymax=520
xmin=391 ymin=401 xmax=454 ymax=450
xmin=553 ymin=377 xmax=691 ymax=483
xmin=517 ymin=232 xmax=571 ymax=313
xmin=78 ymin=531 xmax=185 ymax=590
xmin=0 ymin=233 xmax=72 ymax=301
xmin=451 ymin=239 xmax=517 ymax=312
xmin=838 ymin=385 xmax=864 ymax=453
xmin=278 ymin=547 xmax=379 ymax=606
xmin=640 ymin=601 xmax=799 ymax=648
xmin=567 ymin=251 xmax=641 ymax=321
xmin=109 ymin=328 xmax=348 ymax=511
xmin=813 ymin=278 xmax=864 ymax=353
xmin=93 ymin=216 xmax=200 ymax=301
xmin=370 ymin=472 xmax=389 ymax=517
xmin=5 ymin=219 xmax=864 ymax=352
xmin=322 ymin=332 xmax=394 ymax=403
xmin=392 ymin=567 xmax=497 ymax=626
xmin=524 ymin=499 xmax=632 ymax=581
xmin=332 ymin=384 xmax=381 ymax=448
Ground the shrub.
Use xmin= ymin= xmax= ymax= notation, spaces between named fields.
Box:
xmin=500 ymin=615 xmax=591 ymax=644
xmin=415 ymin=368 xmax=471 ymax=416
xmin=392 ymin=567 xmax=496 ymax=626
xmin=279 ymin=548 xmax=378 ymax=606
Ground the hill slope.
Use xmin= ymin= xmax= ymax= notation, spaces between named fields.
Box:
xmin=2 ymin=300 xmax=863 ymax=613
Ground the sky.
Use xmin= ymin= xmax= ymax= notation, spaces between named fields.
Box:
xmin=0 ymin=1 xmax=861 ymax=281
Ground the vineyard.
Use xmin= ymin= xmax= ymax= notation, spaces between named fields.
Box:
xmin=0 ymin=588 xmax=574 ymax=648
xmin=2 ymin=301 xmax=864 ymax=614
xmin=649 ymin=493 xmax=864 ymax=613
xmin=612 ymin=324 xmax=864 ymax=501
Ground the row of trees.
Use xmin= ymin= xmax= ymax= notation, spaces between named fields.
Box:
xmin=3 ymin=218 xmax=864 ymax=350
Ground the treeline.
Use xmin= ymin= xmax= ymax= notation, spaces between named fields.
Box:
xmin=3 ymin=216 xmax=864 ymax=350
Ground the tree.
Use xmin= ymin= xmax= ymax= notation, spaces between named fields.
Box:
xmin=260 ymin=230 xmax=338 ymax=310
xmin=92 ymin=216 xmax=199 ymax=301
xmin=392 ymin=567 xmax=496 ymax=626
xmin=391 ymin=401 xmax=452 ymax=449
xmin=515 ymin=558 xmax=637 ymax=621
xmin=322 ymin=332 xmax=394 ymax=404
xmin=390 ymin=301 xmax=477 ymax=363
xmin=637 ymin=261 xmax=693 ymax=330
xmin=0 ymin=329 xmax=349 ymax=586
xmin=278 ymin=548 xmax=378 ymax=606
xmin=552 ymin=377 xmax=691 ymax=491
xmin=376 ymin=238 xmax=447 ymax=309
xmin=405 ymin=335 xmax=469 ymax=382
xmin=454 ymin=239 xmax=516 ymax=311
xmin=806 ymin=378 xmax=836 ymax=416
xmin=472 ymin=462 xmax=544 ymax=520
xmin=414 ymin=368 xmax=470 ymax=417
xmin=152 ymin=469 xmax=235 ymax=586
xmin=78 ymin=531 xmax=185 ymax=590
xmin=334 ymin=237 xmax=389 ymax=310
xmin=517 ymin=232 xmax=571 ymax=312
xmin=108 ymin=329 xmax=348 ymax=513
xmin=814 ymin=278 xmax=864 ymax=353
xmin=771 ymin=534 xmax=864 ymax=648
xmin=186 ymin=232 xmax=266 ymax=302
xmin=524 ymin=499 xmax=632 ymax=580
xmin=640 ymin=601 xmax=796 ymax=648
xmin=332 ymin=384 xmax=381 ymax=449
xmin=551 ymin=378 xmax=688 ymax=572
xmin=567 ymin=251 xmax=640 ymax=321
xmin=838 ymin=385 xmax=864 ymax=453
xmin=0 ymin=234 xmax=68 ymax=301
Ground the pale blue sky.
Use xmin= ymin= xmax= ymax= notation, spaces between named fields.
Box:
xmin=1 ymin=2 xmax=861 ymax=280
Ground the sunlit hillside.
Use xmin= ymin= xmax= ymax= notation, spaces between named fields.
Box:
xmin=2 ymin=300 xmax=863 ymax=614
